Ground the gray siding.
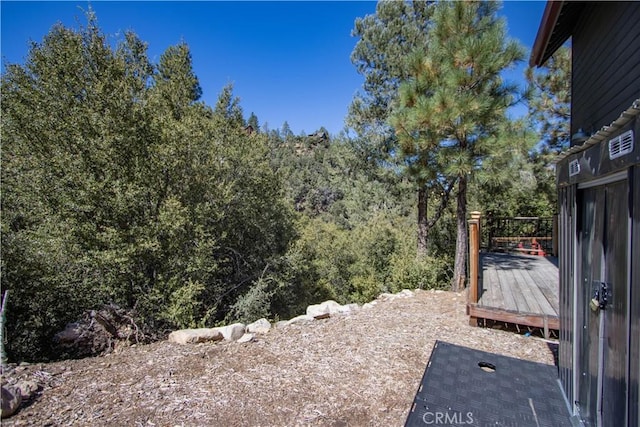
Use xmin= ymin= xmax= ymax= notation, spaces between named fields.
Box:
xmin=631 ymin=165 xmax=640 ymax=427
xmin=557 ymin=184 xmax=575 ymax=409
xmin=571 ymin=2 xmax=640 ymax=146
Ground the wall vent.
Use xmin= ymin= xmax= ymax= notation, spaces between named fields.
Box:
xmin=608 ymin=130 xmax=634 ymax=159
xmin=569 ymin=159 xmax=580 ymax=177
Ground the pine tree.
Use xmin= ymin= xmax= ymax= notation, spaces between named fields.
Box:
xmin=154 ymin=42 xmax=202 ymax=119
xmin=391 ymin=0 xmax=524 ymax=291
xmin=213 ymin=83 xmax=245 ymax=128
xmin=247 ymin=112 xmax=260 ymax=133
xmin=525 ymin=46 xmax=571 ymax=154
xmin=348 ymin=0 xmax=433 ymax=163
xmin=349 ymin=0 xmax=432 ymax=134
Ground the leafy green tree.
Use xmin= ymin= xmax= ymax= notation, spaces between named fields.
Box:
xmin=1 ymin=13 xmax=294 ymax=361
xmin=391 ymin=0 xmax=524 ymax=291
xmin=2 ymin=14 xmax=156 ymax=359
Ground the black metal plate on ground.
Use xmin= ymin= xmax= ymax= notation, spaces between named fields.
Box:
xmin=405 ymin=341 xmax=573 ymax=427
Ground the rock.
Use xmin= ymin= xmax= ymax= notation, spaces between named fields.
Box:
xmin=237 ymin=333 xmax=255 ymax=343
xmin=54 ymin=323 xmax=84 ymax=344
xmin=362 ymin=302 xmax=375 ymax=310
xmin=1 ymin=385 xmax=22 ymax=419
xmin=168 ymin=328 xmax=223 ymax=345
xmin=288 ymin=314 xmax=314 ymax=325
xmin=306 ymin=303 xmax=328 ymax=319
xmin=54 ymin=303 xmax=152 ymax=359
xmin=246 ymin=318 xmax=271 ymax=334
xmin=15 ymin=380 xmax=39 ymax=400
xmin=398 ymin=289 xmax=415 ymax=297
xmin=336 ymin=303 xmax=360 ymax=315
xmin=306 ymin=300 xmax=343 ymax=319
xmin=220 ymin=323 xmax=246 ymax=341
xmin=275 ymin=320 xmax=290 ymax=329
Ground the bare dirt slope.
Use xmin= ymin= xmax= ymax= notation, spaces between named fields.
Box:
xmin=3 ymin=290 xmax=556 ymax=426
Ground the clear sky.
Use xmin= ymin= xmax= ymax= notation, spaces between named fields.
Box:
xmin=1 ymin=1 xmax=547 ymax=136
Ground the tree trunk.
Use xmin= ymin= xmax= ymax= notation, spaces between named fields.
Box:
xmin=417 ymin=186 xmax=428 ymax=257
xmin=451 ymin=175 xmax=468 ymax=292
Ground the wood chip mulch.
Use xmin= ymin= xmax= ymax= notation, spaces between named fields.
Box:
xmin=2 ymin=290 xmax=556 ymax=426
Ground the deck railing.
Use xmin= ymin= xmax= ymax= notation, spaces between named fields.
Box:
xmin=467 ymin=211 xmax=559 ymax=334
xmin=482 ymin=215 xmax=557 ymax=256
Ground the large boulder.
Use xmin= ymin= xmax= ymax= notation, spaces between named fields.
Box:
xmin=168 ymin=328 xmax=223 ymax=345
xmin=246 ymin=318 xmax=271 ymax=334
xmin=1 ymin=385 xmax=22 ymax=419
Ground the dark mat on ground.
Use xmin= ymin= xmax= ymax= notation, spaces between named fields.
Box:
xmin=405 ymin=340 xmax=573 ymax=427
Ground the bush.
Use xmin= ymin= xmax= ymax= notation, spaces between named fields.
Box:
xmin=388 ymin=250 xmax=452 ymax=292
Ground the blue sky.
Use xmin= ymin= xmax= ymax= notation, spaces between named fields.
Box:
xmin=1 ymin=1 xmax=547 ymax=136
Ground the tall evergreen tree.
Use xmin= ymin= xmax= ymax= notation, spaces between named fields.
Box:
xmin=349 ymin=0 xmax=432 ymax=132
xmin=348 ymin=0 xmax=433 ymax=159
xmin=247 ymin=112 xmax=260 ymax=133
xmin=154 ymin=42 xmax=202 ymax=119
xmin=391 ymin=0 xmax=524 ymax=291
xmin=213 ymin=83 xmax=245 ymax=128
xmin=349 ymin=1 xmax=439 ymax=255
xmin=525 ymin=46 xmax=571 ymax=154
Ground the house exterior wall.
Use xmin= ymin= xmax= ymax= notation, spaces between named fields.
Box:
xmin=570 ymin=2 xmax=640 ymax=146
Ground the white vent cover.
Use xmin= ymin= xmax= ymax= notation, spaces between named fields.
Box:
xmin=569 ymin=159 xmax=580 ymax=177
xmin=609 ymin=130 xmax=634 ymax=159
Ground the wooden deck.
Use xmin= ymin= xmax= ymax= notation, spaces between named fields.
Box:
xmin=467 ymin=252 xmax=560 ymax=335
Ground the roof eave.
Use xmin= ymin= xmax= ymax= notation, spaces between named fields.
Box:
xmin=529 ymin=1 xmax=565 ymax=67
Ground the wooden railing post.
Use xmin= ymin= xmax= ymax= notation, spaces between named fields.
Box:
xmin=468 ymin=211 xmax=481 ymax=326
xmin=552 ymin=214 xmax=558 ymax=257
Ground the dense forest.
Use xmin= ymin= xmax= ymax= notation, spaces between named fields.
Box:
xmin=1 ymin=1 xmax=569 ymax=362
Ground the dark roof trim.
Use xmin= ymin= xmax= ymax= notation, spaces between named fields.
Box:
xmin=530 ymin=1 xmax=564 ymax=67
xmin=530 ymin=2 xmax=586 ymax=67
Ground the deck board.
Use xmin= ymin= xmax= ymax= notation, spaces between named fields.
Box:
xmin=471 ymin=252 xmax=559 ymax=332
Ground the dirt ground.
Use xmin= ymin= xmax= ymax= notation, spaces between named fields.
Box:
xmin=2 ymin=290 xmax=556 ymax=426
